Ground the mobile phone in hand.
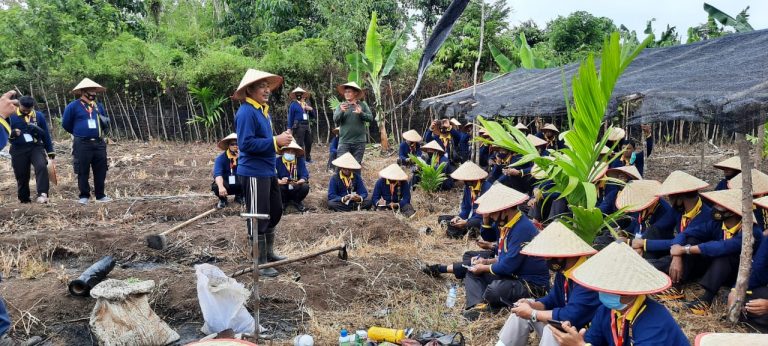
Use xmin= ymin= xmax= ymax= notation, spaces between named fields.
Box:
xmin=547 ymin=320 xmax=567 ymax=333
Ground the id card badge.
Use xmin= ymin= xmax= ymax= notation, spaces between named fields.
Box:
xmin=23 ymin=134 xmax=33 ymax=142
xmin=228 ymin=176 xmax=236 ymax=185
xmin=87 ymin=119 xmax=97 ymax=129
xmin=302 ymin=113 xmax=308 ymax=121
xmin=635 ymin=232 xmax=643 ymax=239
xmin=288 ymin=184 xmax=294 ymax=190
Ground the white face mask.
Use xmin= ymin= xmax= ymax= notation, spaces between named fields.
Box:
xmin=283 ymin=153 xmax=296 ymax=161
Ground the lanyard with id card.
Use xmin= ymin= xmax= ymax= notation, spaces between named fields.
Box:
xmin=23 ymin=133 xmax=33 ymax=142
xmin=228 ymin=175 xmax=236 ymax=185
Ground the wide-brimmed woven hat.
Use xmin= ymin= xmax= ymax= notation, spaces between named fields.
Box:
xmin=526 ymin=134 xmax=547 ymax=147
xmin=657 ymin=171 xmax=709 ymax=196
xmin=607 ymin=165 xmax=642 ymax=180
xmin=336 ymin=82 xmax=366 ymax=98
xmin=421 ymin=140 xmax=444 ymax=153
xmin=520 ymin=222 xmax=597 ymax=258
xmin=233 ymin=69 xmax=283 ymax=100
xmin=515 ymin=122 xmax=529 ymax=132
xmin=713 ymin=156 xmax=741 ymax=171
xmin=727 ymin=169 xmax=768 ymax=196
xmin=450 ymin=161 xmax=488 ymax=181
xmin=332 ymin=127 xmax=340 ymax=134
xmin=289 ymin=87 xmax=310 ymax=99
xmin=571 ymin=242 xmax=671 ymax=295
xmin=541 ymin=123 xmax=559 ymax=133
xmin=478 ymin=127 xmax=489 ymax=137
xmin=379 ymin=164 xmax=408 ymax=181
xmin=72 ymin=78 xmax=106 ymax=93
xmin=475 ymin=184 xmax=529 ymax=214
xmin=754 ymin=195 xmax=768 ymax=210
xmin=592 ymin=162 xmax=609 ymax=182
xmin=701 ymin=188 xmax=750 ymax=217
xmin=280 ymin=140 xmax=305 ymax=156
xmin=607 ymin=127 xmax=626 ymax=141
xmin=596 ymin=144 xmax=611 ymax=155
xmin=616 ymin=180 xmax=662 ymax=212
xmin=695 ymin=333 xmax=768 ymax=346
xmin=402 ymin=129 xmax=422 ymax=143
xmin=331 ymin=152 xmax=361 ymax=170
xmin=530 ymin=162 xmax=548 ymax=180
xmin=450 ymin=118 xmax=461 ymax=127
xmin=217 ymin=133 xmax=237 ymax=151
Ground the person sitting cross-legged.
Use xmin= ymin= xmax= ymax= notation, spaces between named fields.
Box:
xmin=327 ymin=153 xmax=371 ymax=212
xmin=276 ymin=140 xmax=310 ymax=212
xmin=727 ymin=169 xmax=768 ymax=233
xmin=496 ymin=222 xmax=601 ymax=346
xmin=412 ymin=140 xmax=453 ymax=191
xmin=398 ymin=129 xmax=422 ymax=167
xmin=372 ymin=164 xmax=415 ymax=217
xmin=211 ymin=133 xmax=243 ymax=209
xmin=713 ymin=156 xmax=741 ymax=191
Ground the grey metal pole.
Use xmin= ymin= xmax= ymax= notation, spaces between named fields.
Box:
xmin=241 ymin=213 xmax=270 ymax=342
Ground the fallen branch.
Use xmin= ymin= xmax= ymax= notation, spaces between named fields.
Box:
xmin=117 ymin=193 xmax=210 ymax=201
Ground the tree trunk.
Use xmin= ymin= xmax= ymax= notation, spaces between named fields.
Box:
xmin=728 ymin=132 xmax=756 ymax=323
xmin=756 ymin=116 xmax=766 ymax=171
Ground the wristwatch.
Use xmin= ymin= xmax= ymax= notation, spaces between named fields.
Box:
xmin=531 ymin=310 xmax=538 ymax=323
xmin=684 ymin=244 xmax=691 ymax=255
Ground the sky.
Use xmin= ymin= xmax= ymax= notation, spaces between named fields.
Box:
xmin=506 ymin=0 xmax=767 ymax=41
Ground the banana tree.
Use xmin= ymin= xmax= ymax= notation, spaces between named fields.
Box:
xmin=479 ymin=32 xmax=653 ymax=243
xmin=345 ymin=12 xmax=409 ymax=152
xmin=484 ymin=32 xmax=549 ymax=81
xmin=703 ymin=3 xmax=753 ymax=32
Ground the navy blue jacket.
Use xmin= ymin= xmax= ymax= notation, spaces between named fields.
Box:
xmin=459 ymin=180 xmax=492 ymax=221
xmin=287 ymin=100 xmax=315 ymax=129
xmin=486 ymin=215 xmax=549 ymax=287
xmin=598 ymin=184 xmax=620 ymax=215
xmin=275 ymin=156 xmax=309 ymax=181
xmin=0 ymin=119 xmax=8 ymax=149
xmin=674 ymin=217 xmax=763 ymax=258
xmin=8 ymin=110 xmax=53 ymax=153
xmin=398 ymin=141 xmax=421 ymax=162
xmin=715 ymin=178 xmax=729 ymax=191
xmin=212 ymin=152 xmax=238 ymax=179
xmin=328 ymin=172 xmax=368 ymax=202
xmin=650 ymin=202 xmax=713 ymax=252
xmin=235 ymin=100 xmax=277 ymax=177
xmin=584 ymin=298 xmax=689 ymax=346
xmin=749 ymin=234 xmax=768 ymax=289
xmin=457 ymin=132 xmax=471 ymax=158
xmin=329 ymin=136 xmax=338 ymax=154
xmin=537 ymin=269 xmax=600 ymax=329
xmin=371 ymin=178 xmax=411 ymax=207
xmin=479 ymin=145 xmax=491 ymax=168
xmin=425 ymin=129 xmax=461 ymax=160
xmin=0 ymin=298 xmax=9 ymax=336
xmin=62 ymin=99 xmax=109 ymax=138
xmin=625 ymin=199 xmax=677 ymax=239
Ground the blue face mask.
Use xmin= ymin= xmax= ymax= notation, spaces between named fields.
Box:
xmin=283 ymin=153 xmax=296 ymax=161
xmin=598 ymin=292 xmax=628 ymax=311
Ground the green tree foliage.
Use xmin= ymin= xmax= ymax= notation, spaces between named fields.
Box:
xmin=546 ymin=11 xmax=617 ymax=62
xmin=411 ymin=0 xmax=453 ymax=43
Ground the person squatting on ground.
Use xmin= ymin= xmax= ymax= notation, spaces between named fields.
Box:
xmin=276 ymin=140 xmax=310 ymax=212
xmin=496 ymin=222 xmax=600 ymax=346
xmin=372 ymin=164 xmax=415 ymax=218
xmin=462 ymin=184 xmax=549 ymax=320
xmin=713 ymin=156 xmax=741 ymax=191
xmin=333 ymin=82 xmax=372 ymax=165
xmin=212 ymin=133 xmax=243 ymax=209
xmin=233 ymin=69 xmax=292 ymax=277
xmin=412 ymin=140 xmax=453 ymax=191
xmin=0 ymin=90 xmax=18 ymax=346
xmin=398 ymin=129 xmax=422 ymax=167
xmin=437 ymin=161 xmax=491 ymax=239
xmin=8 ymin=96 xmax=54 ymax=204
xmin=327 ymin=153 xmax=372 ymax=212
xmin=62 ymin=78 xmax=111 ymax=205
xmin=729 ymin=195 xmax=768 ymax=332
xmin=287 ymin=87 xmax=315 ymax=162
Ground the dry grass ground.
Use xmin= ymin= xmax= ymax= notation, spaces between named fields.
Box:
xmin=0 ymin=139 xmax=753 ymax=345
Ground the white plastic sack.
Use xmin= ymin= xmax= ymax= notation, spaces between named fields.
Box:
xmin=89 ymin=279 xmax=179 ymax=346
xmin=195 ymin=263 xmax=255 ymax=335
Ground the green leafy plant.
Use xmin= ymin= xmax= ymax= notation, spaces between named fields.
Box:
xmin=746 ymin=125 xmax=768 ymax=159
xmin=328 ymin=96 xmax=343 ymax=112
xmin=479 ymin=32 xmax=653 ymax=243
xmin=187 ymin=85 xmax=226 ymax=128
xmin=409 ymin=154 xmax=447 ymax=193
xmin=703 ymin=3 xmax=753 ymax=32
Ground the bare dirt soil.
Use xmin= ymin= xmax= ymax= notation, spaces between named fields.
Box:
xmin=0 ymin=139 xmax=750 ymax=345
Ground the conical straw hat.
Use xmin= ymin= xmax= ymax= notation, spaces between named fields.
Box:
xmin=217 ymin=133 xmax=237 ymax=151
xmin=379 ymin=164 xmax=408 ymax=181
xmin=475 ymin=184 xmax=529 ymax=214
xmin=754 ymin=195 xmax=768 ymax=210
xmin=616 ymin=180 xmax=662 ymax=212
xmin=607 ymin=127 xmax=626 ymax=141
xmin=332 ymin=127 xmax=340 ymax=134
xmin=526 ymin=134 xmax=547 ymax=147
xmin=450 ymin=118 xmax=461 ymax=127
xmin=542 ymin=123 xmax=559 ymax=133
xmin=402 ymin=130 xmax=422 ymax=143
xmin=421 ymin=140 xmax=444 ymax=153
xmin=280 ymin=140 xmax=305 ymax=156
xmin=530 ymin=162 xmax=548 ymax=180
xmin=595 ymin=144 xmax=611 ymax=155
xmin=71 ymin=78 xmax=106 ymax=93
xmin=727 ymin=169 xmax=768 ymax=196
xmin=701 ymin=188 xmax=749 ymax=217
xmin=336 ymin=81 xmax=366 ymax=97
xmin=331 ymin=152 xmax=361 ymax=169
xmin=695 ymin=333 xmax=768 ymax=346
xmin=520 ymin=222 xmax=597 ymax=258
xmin=657 ymin=170 xmax=709 ymax=196
xmin=591 ymin=162 xmax=609 ymax=182
xmin=233 ymin=69 xmax=283 ymax=100
xmin=289 ymin=87 xmax=310 ymax=99
xmin=515 ymin=122 xmax=529 ymax=131
xmin=607 ymin=165 xmax=642 ymax=180
xmin=571 ymin=241 xmax=671 ymax=294
xmin=713 ymin=156 xmax=741 ymax=171
xmin=450 ymin=161 xmax=488 ymax=181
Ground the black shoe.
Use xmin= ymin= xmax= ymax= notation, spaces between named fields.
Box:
xmin=265 ymin=231 xmax=287 ymax=262
xmin=462 ymin=303 xmax=489 ymax=321
xmin=421 ymin=264 xmax=442 ymax=277
xmin=234 ymin=196 xmax=244 ymax=205
xmin=294 ymin=202 xmax=306 ymax=212
xmin=258 ymin=234 xmax=279 ymax=277
xmin=217 ymin=200 xmax=227 ymax=209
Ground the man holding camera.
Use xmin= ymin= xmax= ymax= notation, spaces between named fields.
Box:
xmin=333 ymin=82 xmax=372 ymax=166
xmin=8 ymin=96 xmax=54 ymax=204
xmin=424 ymin=118 xmax=463 ymax=166
xmin=287 ymin=87 xmax=315 ymax=162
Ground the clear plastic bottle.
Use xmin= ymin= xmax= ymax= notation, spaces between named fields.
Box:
xmin=339 ymin=329 xmax=351 ymax=346
xmin=355 ymin=330 xmax=367 ymax=346
xmin=446 ymin=283 xmax=457 ymax=308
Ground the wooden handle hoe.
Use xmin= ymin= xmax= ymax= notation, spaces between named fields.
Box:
xmin=146 ymin=208 xmax=218 ymax=250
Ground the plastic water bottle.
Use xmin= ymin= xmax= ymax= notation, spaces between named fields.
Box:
xmin=339 ymin=329 xmax=351 ymax=346
xmin=446 ymin=283 xmax=457 ymax=308
xmin=355 ymin=330 xmax=367 ymax=346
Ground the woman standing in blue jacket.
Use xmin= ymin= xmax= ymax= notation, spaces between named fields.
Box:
xmin=8 ymin=96 xmax=54 ymax=203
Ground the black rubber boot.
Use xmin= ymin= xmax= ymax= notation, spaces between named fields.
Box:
xmin=265 ymin=230 xmax=287 ymax=262
xmin=258 ymin=234 xmax=279 ymax=277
